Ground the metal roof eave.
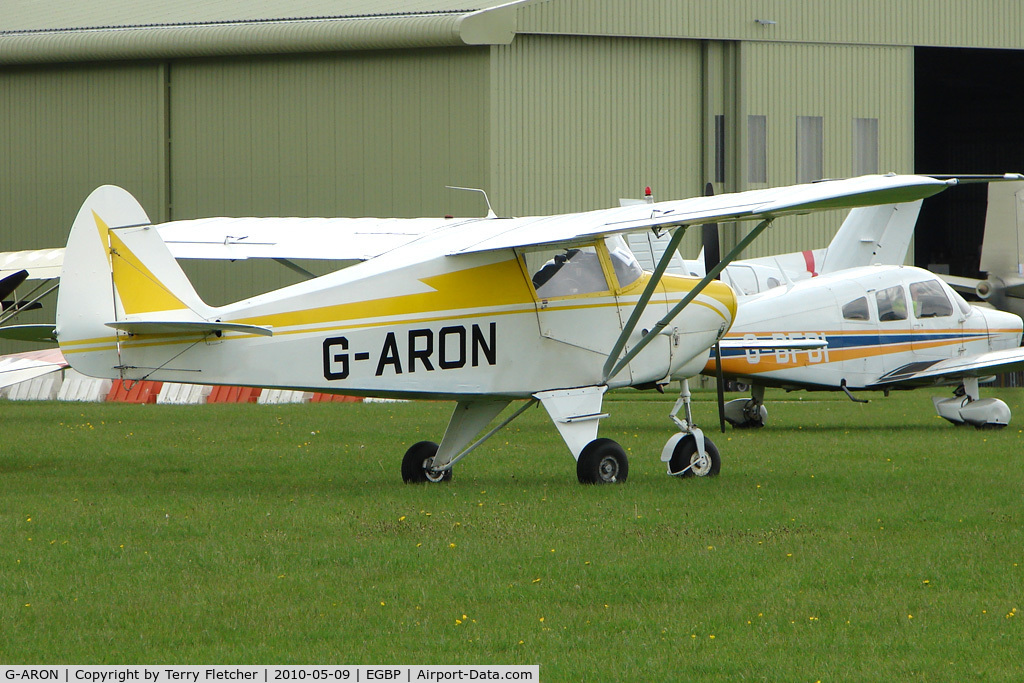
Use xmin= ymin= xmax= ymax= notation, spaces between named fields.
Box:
xmin=0 ymin=9 xmax=517 ymax=65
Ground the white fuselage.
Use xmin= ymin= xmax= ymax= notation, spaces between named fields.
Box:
xmin=60 ymin=217 xmax=737 ymax=400
xmin=706 ymin=265 xmax=1023 ymax=390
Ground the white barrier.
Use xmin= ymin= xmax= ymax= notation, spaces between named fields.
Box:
xmin=5 ymin=370 xmax=62 ymax=400
xmin=157 ymin=382 xmax=213 ymax=404
xmin=257 ymin=389 xmax=313 ymax=404
xmin=57 ymin=368 xmax=112 ymax=402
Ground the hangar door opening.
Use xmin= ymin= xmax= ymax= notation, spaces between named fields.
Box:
xmin=915 ymin=47 xmax=1024 ymax=279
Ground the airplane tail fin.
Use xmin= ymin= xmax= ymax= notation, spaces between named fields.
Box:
xmin=818 ymin=200 xmax=922 ymax=274
xmin=979 ymin=180 xmax=1024 ymax=277
xmin=55 ymin=186 xmax=225 ymax=379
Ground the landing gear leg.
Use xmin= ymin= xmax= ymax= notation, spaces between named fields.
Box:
xmin=662 ymin=378 xmax=721 ymax=478
xmin=723 ymin=383 xmax=768 ymax=429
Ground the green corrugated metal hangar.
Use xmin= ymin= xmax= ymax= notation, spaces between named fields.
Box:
xmin=2 ymin=0 xmax=1024 ymax=352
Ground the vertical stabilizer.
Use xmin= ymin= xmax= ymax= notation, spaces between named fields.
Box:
xmin=979 ymin=180 xmax=1024 ymax=277
xmin=818 ymin=200 xmax=922 ymax=273
xmin=55 ymin=186 xmax=212 ymax=379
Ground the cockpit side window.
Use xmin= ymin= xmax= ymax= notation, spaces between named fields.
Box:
xmin=525 ymin=245 xmax=610 ymax=298
xmin=909 ymin=280 xmax=954 ymax=318
xmin=876 ymin=285 xmax=908 ymax=322
xmin=842 ymin=296 xmax=870 ymax=320
xmin=604 ymin=235 xmax=643 ymax=289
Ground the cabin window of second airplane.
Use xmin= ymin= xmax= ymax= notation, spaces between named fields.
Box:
xmin=842 ymin=296 xmax=870 ymax=321
xmin=909 ymin=280 xmax=954 ymax=318
xmin=876 ymin=285 xmax=908 ymax=321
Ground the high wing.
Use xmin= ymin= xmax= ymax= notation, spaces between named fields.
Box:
xmin=0 ymin=174 xmax=949 ymax=269
xmin=445 ymin=174 xmax=950 ymax=255
xmin=871 ymin=346 xmax=1024 ymax=387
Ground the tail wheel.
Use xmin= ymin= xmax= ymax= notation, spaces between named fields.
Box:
xmin=670 ymin=435 xmax=721 ymax=478
xmin=401 ymin=441 xmax=452 ymax=483
xmin=576 ymin=438 xmax=629 ymax=484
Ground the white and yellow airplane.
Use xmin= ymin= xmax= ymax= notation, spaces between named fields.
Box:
xmin=704 ymin=264 xmax=1024 ymax=429
xmin=28 ymin=176 xmax=951 ymax=483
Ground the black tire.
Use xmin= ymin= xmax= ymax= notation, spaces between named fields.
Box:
xmin=671 ymin=436 xmax=721 ymax=478
xmin=401 ymin=441 xmax=452 ymax=483
xmin=576 ymin=438 xmax=629 ymax=484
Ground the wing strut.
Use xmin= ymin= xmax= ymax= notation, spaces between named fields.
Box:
xmin=602 ymin=226 xmax=688 ymax=381
xmin=603 ymin=217 xmax=775 ymax=383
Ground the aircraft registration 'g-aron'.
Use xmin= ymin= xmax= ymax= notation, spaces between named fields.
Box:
xmin=52 ymin=175 xmax=950 ymax=484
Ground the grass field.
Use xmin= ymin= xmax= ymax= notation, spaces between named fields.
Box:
xmin=1 ymin=387 xmax=1022 ymax=680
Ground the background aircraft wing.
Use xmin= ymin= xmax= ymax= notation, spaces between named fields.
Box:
xmin=447 ymin=174 xmax=951 ymax=255
xmin=870 ymin=346 xmax=1024 ymax=387
xmin=1 ymin=249 xmax=64 ymax=280
xmin=0 ymin=348 xmax=67 ymax=389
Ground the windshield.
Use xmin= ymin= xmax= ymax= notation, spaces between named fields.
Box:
xmin=604 ymin=235 xmax=643 ymax=288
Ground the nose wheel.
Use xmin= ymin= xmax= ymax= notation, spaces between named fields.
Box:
xmin=663 ymin=433 xmax=721 ymax=477
xmin=663 ymin=378 xmax=723 ymax=478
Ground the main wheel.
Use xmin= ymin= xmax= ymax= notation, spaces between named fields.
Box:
xmin=401 ymin=441 xmax=452 ymax=483
xmin=576 ymin=438 xmax=629 ymax=484
xmin=670 ymin=435 xmax=721 ymax=478
xmin=724 ymin=398 xmax=767 ymax=429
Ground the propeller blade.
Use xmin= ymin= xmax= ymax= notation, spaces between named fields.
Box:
xmin=714 ymin=342 xmax=726 ymax=433
xmin=0 ymin=269 xmax=29 ymax=301
xmin=701 ymin=183 xmax=727 ymax=433
xmin=701 ymin=183 xmax=721 ymax=276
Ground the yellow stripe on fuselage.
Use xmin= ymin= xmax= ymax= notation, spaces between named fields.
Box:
xmin=235 ymin=258 xmax=535 ymax=331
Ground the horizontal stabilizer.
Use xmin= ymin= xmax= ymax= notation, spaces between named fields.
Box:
xmin=106 ymin=320 xmax=273 ymax=337
xmin=0 ymin=324 xmax=57 ymax=343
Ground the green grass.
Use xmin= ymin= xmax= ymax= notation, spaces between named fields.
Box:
xmin=2 ymin=388 xmax=1023 ymax=680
